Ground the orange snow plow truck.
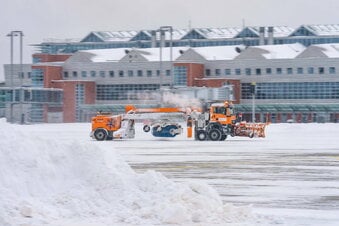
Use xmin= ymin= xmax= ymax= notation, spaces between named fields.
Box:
xmin=90 ymin=101 xmax=267 ymax=141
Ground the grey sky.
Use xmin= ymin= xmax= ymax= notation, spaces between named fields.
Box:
xmin=1 ymin=0 xmax=339 ymax=80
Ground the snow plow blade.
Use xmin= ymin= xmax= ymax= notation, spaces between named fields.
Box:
xmin=234 ymin=122 xmax=267 ymax=138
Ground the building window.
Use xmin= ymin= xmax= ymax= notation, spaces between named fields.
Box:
xmin=27 ymin=72 xmax=31 ymax=79
xmin=64 ymin=71 xmax=69 ymax=78
xmin=18 ymin=72 xmax=24 ymax=79
xmin=255 ymin=68 xmax=261 ymax=75
xmin=32 ymin=69 xmax=44 ymax=87
xmin=119 ymin=70 xmax=124 ymax=77
xmin=90 ymin=71 xmax=96 ymax=77
xmin=147 ymin=70 xmax=152 ymax=77
xmin=241 ymin=82 xmax=339 ymax=100
xmin=297 ymin=67 xmax=303 ymax=74
xmin=245 ymin=68 xmax=251 ymax=75
xmin=75 ymin=84 xmax=85 ymax=122
xmin=308 ymin=67 xmax=314 ymax=74
xmin=99 ymin=71 xmax=105 ymax=77
xmin=215 ymin=69 xmax=221 ymax=76
xmin=109 ymin=71 xmax=114 ymax=77
xmin=276 ymin=68 xmax=282 ymax=74
xmin=96 ymin=84 xmax=160 ymax=101
xmin=156 ymin=70 xmax=160 ymax=76
xmin=235 ymin=68 xmax=241 ymax=75
xmin=266 ymin=68 xmax=272 ymax=74
xmin=205 ymin=69 xmax=211 ymax=76
xmin=72 ymin=71 xmax=78 ymax=77
xmin=174 ymin=66 xmax=187 ymax=86
xmin=33 ymin=57 xmax=42 ymax=64
xmin=224 ymin=69 xmax=231 ymax=75
xmin=318 ymin=67 xmax=325 ymax=74
xmin=137 ymin=70 xmax=143 ymax=77
xmin=287 ymin=68 xmax=293 ymax=74
xmin=128 ymin=70 xmax=134 ymax=77
xmin=166 ymin=70 xmax=171 ymax=76
xmin=329 ymin=67 xmax=336 ymax=74
xmin=81 ymin=71 xmax=87 ymax=77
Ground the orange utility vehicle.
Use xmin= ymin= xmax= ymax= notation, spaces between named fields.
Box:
xmin=90 ymin=101 xmax=267 ymax=141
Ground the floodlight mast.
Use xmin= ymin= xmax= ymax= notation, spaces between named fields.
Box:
xmin=7 ymin=31 xmax=24 ymax=123
xmin=157 ymin=26 xmax=173 ymax=89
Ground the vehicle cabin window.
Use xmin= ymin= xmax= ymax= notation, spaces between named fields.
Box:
xmin=213 ymin=107 xmax=226 ymax=115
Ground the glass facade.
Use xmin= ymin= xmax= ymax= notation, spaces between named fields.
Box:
xmin=31 ymin=69 xmax=44 ymax=87
xmin=30 ymin=103 xmax=44 ymax=123
xmin=0 ymin=90 xmax=5 ymax=109
xmin=173 ymin=66 xmax=187 ymax=86
xmin=242 ymin=82 xmax=339 ymax=99
xmin=75 ymin=84 xmax=84 ymax=122
xmin=96 ymin=84 xmax=160 ymax=100
xmin=37 ymin=26 xmax=339 ymax=54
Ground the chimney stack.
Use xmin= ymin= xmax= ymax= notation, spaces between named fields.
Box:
xmin=268 ymin=26 xmax=274 ymax=45
xmin=151 ymin=30 xmax=157 ymax=48
xmin=259 ymin=27 xmax=265 ymax=45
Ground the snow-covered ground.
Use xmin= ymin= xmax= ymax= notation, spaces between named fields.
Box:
xmin=1 ymin=119 xmax=338 ymax=226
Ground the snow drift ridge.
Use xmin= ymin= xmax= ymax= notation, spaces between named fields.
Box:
xmin=0 ymin=119 xmax=258 ymax=226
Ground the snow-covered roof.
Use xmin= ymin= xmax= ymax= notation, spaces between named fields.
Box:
xmin=130 ymin=47 xmax=190 ymax=61
xmin=191 ymin=45 xmax=244 ymax=60
xmin=42 ymin=38 xmax=82 ymax=43
xmin=91 ymin=31 xmax=139 ymax=42
xmin=80 ymin=48 xmax=131 ymax=62
xmin=194 ymin=27 xmax=242 ymax=39
xmin=163 ymin=29 xmax=189 ymax=40
xmin=248 ymin=43 xmax=306 ymax=59
xmin=69 ymin=42 xmax=339 ymax=63
xmin=41 ymin=24 xmax=339 ymax=46
xmin=305 ymin=24 xmax=339 ymax=36
xmin=311 ymin=44 xmax=339 ymax=57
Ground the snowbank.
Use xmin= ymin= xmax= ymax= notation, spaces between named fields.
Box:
xmin=0 ymin=119 xmax=259 ymax=226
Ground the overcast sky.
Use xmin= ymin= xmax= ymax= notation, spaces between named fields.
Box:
xmin=1 ymin=0 xmax=339 ymax=80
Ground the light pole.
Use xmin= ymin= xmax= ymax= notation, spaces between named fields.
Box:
xmin=158 ymin=26 xmax=173 ymax=89
xmin=250 ymin=82 xmax=256 ymax=122
xmin=7 ymin=30 xmax=24 ymax=123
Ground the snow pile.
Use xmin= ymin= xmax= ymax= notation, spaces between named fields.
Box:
xmin=0 ymin=119 xmax=259 ymax=226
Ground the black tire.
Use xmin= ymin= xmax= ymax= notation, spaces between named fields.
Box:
xmin=248 ymin=132 xmax=254 ymax=138
xmin=220 ymin=134 xmax=227 ymax=141
xmin=143 ymin=125 xmax=151 ymax=132
xmin=208 ymin=129 xmax=222 ymax=141
xmin=106 ymin=131 xmax=113 ymax=140
xmin=196 ymin=130 xmax=207 ymax=141
xmin=207 ymin=122 xmax=222 ymax=131
xmin=94 ymin=128 xmax=107 ymax=141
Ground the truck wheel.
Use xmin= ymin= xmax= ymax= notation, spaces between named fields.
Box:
xmin=94 ymin=129 xmax=107 ymax=141
xmin=143 ymin=125 xmax=151 ymax=132
xmin=196 ymin=130 xmax=207 ymax=141
xmin=106 ymin=131 xmax=113 ymax=140
xmin=220 ymin=134 xmax=227 ymax=141
xmin=208 ymin=129 xmax=222 ymax=141
xmin=248 ymin=132 xmax=254 ymax=138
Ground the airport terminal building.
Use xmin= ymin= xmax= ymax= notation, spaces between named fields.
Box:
xmin=2 ymin=24 xmax=339 ymax=123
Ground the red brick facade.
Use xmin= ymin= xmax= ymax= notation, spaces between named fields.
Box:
xmin=33 ymin=64 xmax=95 ymax=122
xmin=31 ymin=65 xmax=63 ymax=88
xmin=51 ymin=80 xmax=95 ymax=123
xmin=174 ymin=63 xmax=204 ymax=86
